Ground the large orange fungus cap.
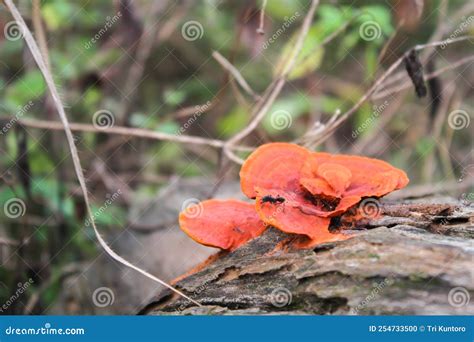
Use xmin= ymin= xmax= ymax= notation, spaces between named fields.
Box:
xmin=179 ymin=199 xmax=266 ymax=250
xmin=180 ymin=143 xmax=409 ymax=251
xmin=240 ymin=143 xmax=310 ymax=198
xmin=301 ymin=152 xmax=409 ymax=201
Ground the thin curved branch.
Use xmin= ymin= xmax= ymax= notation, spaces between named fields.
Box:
xmin=4 ymin=0 xmax=201 ymax=306
xmin=0 ymin=116 xmax=253 ymax=152
xmin=212 ymin=51 xmax=260 ymax=100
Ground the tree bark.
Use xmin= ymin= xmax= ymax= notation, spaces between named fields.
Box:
xmin=141 ymin=197 xmax=473 ymax=315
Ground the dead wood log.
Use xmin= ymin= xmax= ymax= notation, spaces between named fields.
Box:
xmin=141 ymin=197 xmax=473 ymax=315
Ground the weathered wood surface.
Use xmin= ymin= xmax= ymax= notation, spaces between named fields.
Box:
xmin=142 ymin=196 xmax=473 ymax=315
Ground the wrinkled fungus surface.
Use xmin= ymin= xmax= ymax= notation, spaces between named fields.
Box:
xmin=179 ymin=143 xmax=409 ymax=250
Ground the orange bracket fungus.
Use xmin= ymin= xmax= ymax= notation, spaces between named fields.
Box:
xmin=179 ymin=199 xmax=266 ymax=250
xmin=179 ymin=143 xmax=409 ymax=250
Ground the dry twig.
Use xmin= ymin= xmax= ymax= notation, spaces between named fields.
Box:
xmin=308 ymin=36 xmax=472 ymax=147
xmin=4 ymin=0 xmax=200 ymax=306
xmin=212 ymin=51 xmax=260 ymax=100
xmin=223 ymin=0 xmax=320 ymax=164
xmin=0 ymin=116 xmax=253 ymax=152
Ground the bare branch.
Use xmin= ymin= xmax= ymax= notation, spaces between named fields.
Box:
xmin=212 ymin=51 xmax=260 ymax=100
xmin=0 ymin=236 xmax=19 ymax=246
xmin=372 ymin=54 xmax=474 ymax=100
xmin=117 ymin=1 xmax=171 ymax=125
xmin=257 ymin=0 xmax=267 ymax=35
xmin=3 ymin=0 xmax=201 ymax=306
xmin=0 ymin=116 xmax=253 ymax=152
xmin=223 ymin=0 xmax=320 ymax=163
xmin=309 ymin=36 xmax=473 ymax=146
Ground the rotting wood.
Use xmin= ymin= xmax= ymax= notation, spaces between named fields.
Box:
xmin=141 ymin=197 xmax=473 ymax=315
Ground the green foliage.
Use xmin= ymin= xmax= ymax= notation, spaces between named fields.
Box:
xmin=415 ymin=137 xmax=436 ymax=157
xmin=5 ymin=71 xmax=46 ymax=109
xmin=217 ymin=106 xmax=249 ymax=138
xmin=42 ymin=2 xmax=77 ymax=30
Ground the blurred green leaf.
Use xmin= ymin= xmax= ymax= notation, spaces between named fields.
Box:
xmin=163 ymin=89 xmax=186 ymax=107
xmin=83 ymin=87 xmax=102 ymax=110
xmin=217 ymin=106 xmax=248 ymax=138
xmin=288 ymin=47 xmax=324 ymax=80
xmin=415 ymin=137 xmax=435 ymax=156
xmin=364 ymin=45 xmax=378 ymax=78
xmin=266 ymin=0 xmax=303 ymax=20
xmin=130 ymin=113 xmax=151 ymax=128
xmin=91 ymin=203 xmax=125 ymax=226
xmin=318 ymin=5 xmax=349 ymax=31
xmin=42 ymin=2 xmax=77 ymax=31
xmin=5 ymin=71 xmax=46 ymax=108
xmin=358 ymin=6 xmax=394 ymax=36
xmin=273 ymin=25 xmax=323 ymax=79
xmin=338 ymin=30 xmax=360 ymax=58
xmin=354 ymin=103 xmax=373 ymax=136
xmin=156 ymin=121 xmax=180 ymax=134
